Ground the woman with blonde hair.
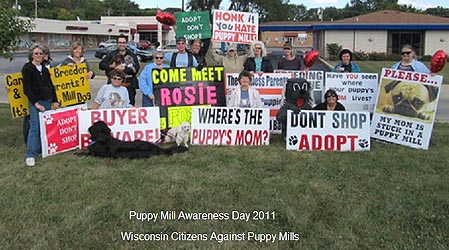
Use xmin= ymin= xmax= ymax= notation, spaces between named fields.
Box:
xmin=243 ymin=41 xmax=273 ymax=74
xmin=60 ymin=41 xmax=95 ymax=79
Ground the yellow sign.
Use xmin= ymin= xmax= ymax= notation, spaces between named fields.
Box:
xmin=50 ymin=63 xmax=92 ymax=107
xmin=4 ymin=73 xmax=29 ymax=118
xmin=4 ymin=63 xmax=92 ymax=119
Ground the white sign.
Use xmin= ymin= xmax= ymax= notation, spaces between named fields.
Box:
xmin=191 ymin=107 xmax=270 ymax=146
xmin=212 ymin=10 xmax=259 ymax=44
xmin=78 ymin=107 xmax=160 ymax=149
xmin=274 ymin=70 xmax=324 ymax=105
xmin=225 ymin=72 xmax=291 ymax=133
xmin=325 ymin=72 xmax=378 ymax=112
xmin=286 ymin=110 xmax=371 ymax=151
xmin=370 ymin=68 xmax=442 ymax=149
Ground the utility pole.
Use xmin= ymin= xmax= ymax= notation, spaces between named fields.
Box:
xmin=34 ymin=0 xmax=38 ymax=18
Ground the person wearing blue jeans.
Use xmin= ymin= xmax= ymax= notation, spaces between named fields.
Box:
xmin=22 ymin=44 xmax=59 ymax=167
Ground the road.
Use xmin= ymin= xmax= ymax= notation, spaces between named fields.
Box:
xmin=1 ymin=50 xmax=448 ymax=122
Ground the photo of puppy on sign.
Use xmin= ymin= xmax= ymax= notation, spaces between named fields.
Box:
xmin=160 ymin=122 xmax=191 ymax=147
xmin=377 ymin=80 xmax=439 ymax=121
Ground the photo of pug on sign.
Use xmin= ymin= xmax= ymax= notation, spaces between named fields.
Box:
xmin=377 ymin=80 xmax=439 ymax=121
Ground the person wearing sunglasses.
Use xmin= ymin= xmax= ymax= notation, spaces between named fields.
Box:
xmin=22 ymin=44 xmax=60 ymax=167
xmin=164 ymin=36 xmax=198 ymax=68
xmin=139 ymin=51 xmax=170 ymax=107
xmin=332 ymin=49 xmax=361 ymax=73
xmin=244 ymin=41 xmax=273 ymax=74
xmin=277 ymin=42 xmax=303 ymax=70
xmin=391 ymin=44 xmax=430 ymax=73
xmin=91 ymin=69 xmax=133 ymax=109
xmin=314 ymin=89 xmax=345 ymax=111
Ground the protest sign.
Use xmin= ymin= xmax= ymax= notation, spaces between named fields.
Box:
xmin=39 ymin=104 xmax=85 ymax=158
xmin=370 ymin=68 xmax=442 ymax=149
xmin=212 ymin=10 xmax=258 ymax=44
xmin=286 ymin=110 xmax=371 ymax=151
xmin=4 ymin=73 xmax=29 ymax=118
xmin=225 ymin=72 xmax=291 ymax=133
xmin=174 ymin=11 xmax=211 ymax=40
xmin=325 ymin=72 xmax=378 ymax=112
xmin=191 ymin=107 xmax=270 ymax=146
xmin=50 ymin=63 xmax=91 ymax=107
xmin=78 ymin=107 xmax=160 ymax=149
xmin=274 ymin=70 xmax=324 ymax=105
xmin=152 ymin=66 xmax=226 ymax=128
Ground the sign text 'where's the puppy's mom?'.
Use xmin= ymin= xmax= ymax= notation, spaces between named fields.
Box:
xmin=191 ymin=107 xmax=270 ymax=146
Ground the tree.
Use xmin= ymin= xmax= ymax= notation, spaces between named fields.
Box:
xmin=0 ymin=0 xmax=32 ymax=59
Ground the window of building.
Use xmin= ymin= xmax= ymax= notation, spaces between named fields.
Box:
xmin=388 ymin=31 xmax=425 ymax=56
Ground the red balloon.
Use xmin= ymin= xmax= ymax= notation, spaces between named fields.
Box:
xmin=156 ymin=12 xmax=176 ymax=26
xmin=303 ymin=50 xmax=320 ymax=68
xmin=430 ymin=50 xmax=447 ymax=74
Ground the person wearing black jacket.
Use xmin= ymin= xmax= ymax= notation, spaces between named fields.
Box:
xmin=22 ymin=44 xmax=59 ymax=167
xmin=99 ymin=34 xmax=140 ymax=106
xmin=243 ymin=41 xmax=273 ymax=74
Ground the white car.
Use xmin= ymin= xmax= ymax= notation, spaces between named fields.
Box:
xmin=98 ymin=39 xmax=116 ymax=48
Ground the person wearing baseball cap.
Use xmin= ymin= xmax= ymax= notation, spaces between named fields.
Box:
xmin=207 ymin=43 xmax=248 ymax=73
xmin=277 ymin=42 xmax=303 ymax=70
xmin=164 ymin=36 xmax=198 ymax=68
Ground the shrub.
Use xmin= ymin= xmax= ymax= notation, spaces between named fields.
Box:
xmin=326 ymin=43 xmax=342 ymax=61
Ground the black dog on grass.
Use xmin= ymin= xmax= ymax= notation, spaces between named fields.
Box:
xmin=81 ymin=121 xmax=188 ymax=158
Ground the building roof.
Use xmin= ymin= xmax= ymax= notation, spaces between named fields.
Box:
xmin=333 ymin=10 xmax=449 ymax=24
xmin=260 ymin=10 xmax=449 ymax=31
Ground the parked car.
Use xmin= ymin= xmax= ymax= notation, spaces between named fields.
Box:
xmin=138 ymin=40 xmax=151 ymax=50
xmin=94 ymin=44 xmax=153 ymax=62
xmin=94 ymin=45 xmax=116 ymax=59
xmin=98 ymin=39 xmax=116 ymax=48
xmin=127 ymin=44 xmax=153 ymax=62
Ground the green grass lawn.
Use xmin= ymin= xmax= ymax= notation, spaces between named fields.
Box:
xmin=1 ymin=104 xmax=448 ymax=249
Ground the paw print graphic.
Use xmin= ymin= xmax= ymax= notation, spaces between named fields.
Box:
xmin=48 ymin=143 xmax=58 ymax=154
xmin=358 ymin=139 xmax=369 ymax=149
xmin=288 ymin=135 xmax=298 ymax=146
xmin=43 ymin=114 xmax=54 ymax=125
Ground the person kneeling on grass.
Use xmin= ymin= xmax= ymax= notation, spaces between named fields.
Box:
xmin=91 ymin=69 xmax=133 ymax=109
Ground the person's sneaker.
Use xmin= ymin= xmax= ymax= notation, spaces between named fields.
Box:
xmin=25 ymin=157 xmax=35 ymax=167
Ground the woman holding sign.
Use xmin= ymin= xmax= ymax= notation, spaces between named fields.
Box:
xmin=314 ymin=89 xmax=345 ymax=111
xmin=60 ymin=42 xmax=95 ymax=79
xmin=391 ymin=45 xmax=430 ymax=73
xmin=139 ymin=51 xmax=170 ymax=107
xmin=244 ymin=41 xmax=273 ymax=74
xmin=228 ymin=70 xmax=263 ymax=108
xmin=22 ymin=44 xmax=59 ymax=167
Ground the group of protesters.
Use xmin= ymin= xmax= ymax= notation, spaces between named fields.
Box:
xmin=20 ymin=28 xmax=430 ymax=167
